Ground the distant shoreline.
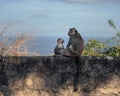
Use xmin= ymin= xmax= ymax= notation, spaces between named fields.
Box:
xmin=29 ymin=36 xmax=112 ymax=55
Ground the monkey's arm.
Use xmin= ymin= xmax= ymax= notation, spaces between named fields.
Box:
xmin=66 ymin=38 xmax=71 ymax=48
xmin=54 ymin=45 xmax=64 ymax=55
xmin=54 ymin=46 xmax=59 ymax=55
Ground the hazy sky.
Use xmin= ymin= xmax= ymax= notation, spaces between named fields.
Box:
xmin=0 ymin=0 xmax=120 ymax=37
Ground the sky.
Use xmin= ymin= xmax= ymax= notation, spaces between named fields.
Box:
xmin=0 ymin=0 xmax=120 ymax=37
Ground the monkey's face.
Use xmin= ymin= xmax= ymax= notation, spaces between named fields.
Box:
xmin=57 ymin=38 xmax=64 ymax=44
xmin=68 ymin=28 xmax=77 ymax=36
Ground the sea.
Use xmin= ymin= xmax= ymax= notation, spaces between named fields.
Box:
xmin=29 ymin=36 xmax=111 ymax=56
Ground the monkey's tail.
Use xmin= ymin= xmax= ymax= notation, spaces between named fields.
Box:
xmin=73 ymin=56 xmax=81 ymax=92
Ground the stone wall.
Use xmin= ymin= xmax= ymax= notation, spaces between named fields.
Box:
xmin=0 ymin=56 xmax=120 ymax=96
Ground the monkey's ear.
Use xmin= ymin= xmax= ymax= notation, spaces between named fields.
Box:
xmin=75 ymin=29 xmax=77 ymax=33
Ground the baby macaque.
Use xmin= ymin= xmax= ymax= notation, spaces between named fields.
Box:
xmin=54 ymin=38 xmax=64 ymax=55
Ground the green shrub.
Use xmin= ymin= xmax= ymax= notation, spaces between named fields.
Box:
xmin=103 ymin=46 xmax=120 ymax=56
xmin=82 ymin=39 xmax=105 ymax=56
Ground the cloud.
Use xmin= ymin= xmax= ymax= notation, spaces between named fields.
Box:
xmin=61 ymin=0 xmax=120 ymax=3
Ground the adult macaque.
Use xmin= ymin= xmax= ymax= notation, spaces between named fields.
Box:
xmin=62 ymin=27 xmax=84 ymax=57
xmin=62 ymin=27 xmax=84 ymax=91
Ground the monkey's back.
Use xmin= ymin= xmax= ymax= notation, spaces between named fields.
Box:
xmin=70 ymin=34 xmax=84 ymax=56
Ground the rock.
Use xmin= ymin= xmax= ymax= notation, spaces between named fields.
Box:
xmin=0 ymin=56 xmax=119 ymax=96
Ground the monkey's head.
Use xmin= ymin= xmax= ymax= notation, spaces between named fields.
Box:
xmin=57 ymin=38 xmax=64 ymax=44
xmin=68 ymin=27 xmax=77 ymax=36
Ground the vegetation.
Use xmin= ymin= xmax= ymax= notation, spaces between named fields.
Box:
xmin=82 ymin=19 xmax=120 ymax=57
xmin=82 ymin=39 xmax=105 ymax=56
xmin=0 ymin=22 xmax=35 ymax=56
xmin=0 ymin=19 xmax=120 ymax=57
xmin=106 ymin=19 xmax=120 ymax=46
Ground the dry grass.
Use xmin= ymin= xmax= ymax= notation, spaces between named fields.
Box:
xmin=8 ymin=33 xmax=32 ymax=56
xmin=9 ymin=72 xmax=49 ymax=96
xmin=0 ymin=22 xmax=38 ymax=56
xmin=7 ymin=73 xmax=120 ymax=96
